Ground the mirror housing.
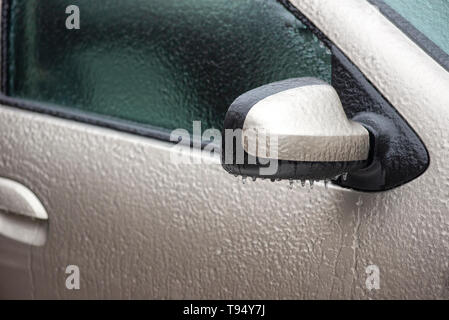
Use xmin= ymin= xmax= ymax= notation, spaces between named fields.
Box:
xmin=221 ymin=78 xmax=371 ymax=181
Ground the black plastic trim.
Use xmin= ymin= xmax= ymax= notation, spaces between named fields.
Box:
xmin=331 ymin=46 xmax=429 ymax=191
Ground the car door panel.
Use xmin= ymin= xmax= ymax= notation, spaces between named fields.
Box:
xmin=0 ymin=0 xmax=448 ymax=299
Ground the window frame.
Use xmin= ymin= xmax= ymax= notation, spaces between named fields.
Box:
xmin=368 ymin=0 xmax=449 ymax=72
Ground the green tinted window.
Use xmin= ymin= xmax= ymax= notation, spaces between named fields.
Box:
xmin=383 ymin=0 xmax=449 ymax=55
xmin=7 ymin=0 xmax=331 ymax=132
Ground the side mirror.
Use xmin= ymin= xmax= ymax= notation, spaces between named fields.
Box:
xmin=221 ymin=78 xmax=371 ymax=183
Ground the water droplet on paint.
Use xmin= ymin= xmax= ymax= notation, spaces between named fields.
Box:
xmin=288 ymin=179 xmax=294 ymax=190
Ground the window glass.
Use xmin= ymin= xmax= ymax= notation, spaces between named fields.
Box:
xmin=382 ymin=0 xmax=449 ymax=55
xmin=7 ymin=0 xmax=331 ymax=132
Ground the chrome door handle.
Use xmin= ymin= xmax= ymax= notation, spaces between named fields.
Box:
xmin=0 ymin=177 xmax=48 ymax=246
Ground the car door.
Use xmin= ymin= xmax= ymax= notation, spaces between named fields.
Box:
xmin=0 ymin=0 xmax=448 ymax=299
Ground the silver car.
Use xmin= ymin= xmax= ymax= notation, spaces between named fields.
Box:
xmin=0 ymin=0 xmax=448 ymax=300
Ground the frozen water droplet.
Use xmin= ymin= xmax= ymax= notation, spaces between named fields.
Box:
xmin=301 ymin=180 xmax=306 ymax=187
xmin=270 ymin=178 xmax=276 ymax=182
xmin=324 ymin=179 xmax=329 ymax=189
xmin=252 ymin=176 xmax=257 ymax=182
xmin=309 ymin=180 xmax=314 ymax=189
xmin=342 ymin=173 xmax=348 ymax=181
xmin=242 ymin=176 xmax=247 ymax=184
xmin=288 ymin=179 xmax=294 ymax=190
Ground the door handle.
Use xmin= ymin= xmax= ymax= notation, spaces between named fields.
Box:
xmin=0 ymin=177 xmax=48 ymax=246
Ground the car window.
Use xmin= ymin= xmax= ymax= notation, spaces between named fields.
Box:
xmin=4 ymin=0 xmax=331 ymax=134
xmin=382 ymin=0 xmax=449 ymax=55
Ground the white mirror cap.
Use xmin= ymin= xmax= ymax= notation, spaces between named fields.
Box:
xmin=242 ymin=82 xmax=370 ymax=162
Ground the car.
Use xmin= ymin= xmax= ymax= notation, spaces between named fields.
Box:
xmin=0 ymin=0 xmax=448 ymax=300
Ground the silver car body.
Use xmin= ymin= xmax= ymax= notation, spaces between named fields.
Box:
xmin=0 ymin=0 xmax=448 ymax=299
